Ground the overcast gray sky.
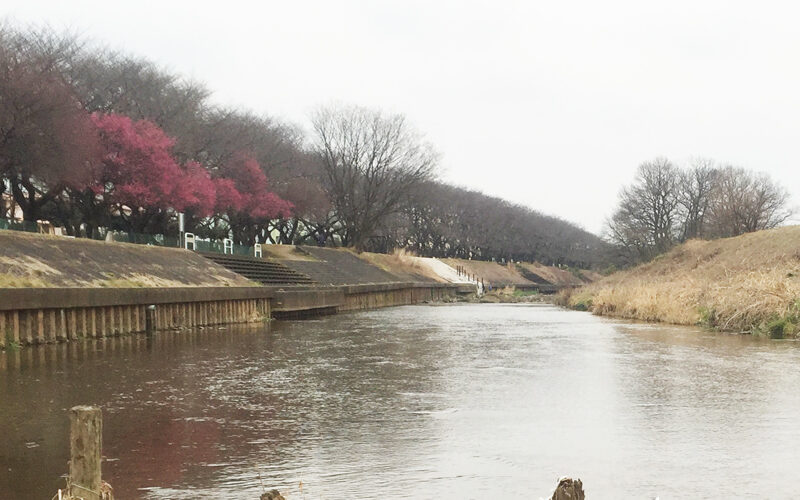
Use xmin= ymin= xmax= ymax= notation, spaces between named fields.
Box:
xmin=3 ymin=0 xmax=799 ymax=234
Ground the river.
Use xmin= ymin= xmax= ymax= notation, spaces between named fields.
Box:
xmin=1 ymin=303 xmax=799 ymax=499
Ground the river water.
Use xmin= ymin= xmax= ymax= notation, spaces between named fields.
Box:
xmin=2 ymin=303 xmax=800 ymax=499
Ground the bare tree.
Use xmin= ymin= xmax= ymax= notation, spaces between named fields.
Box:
xmin=312 ymin=105 xmax=437 ymax=250
xmin=0 ymin=25 xmax=101 ymax=222
xmin=68 ymin=52 xmax=210 ymax=144
xmin=607 ymin=157 xmax=793 ymax=264
xmin=606 ymin=158 xmax=680 ymax=260
xmin=708 ymin=166 xmax=791 ymax=237
xmin=677 ymin=158 xmax=718 ymax=241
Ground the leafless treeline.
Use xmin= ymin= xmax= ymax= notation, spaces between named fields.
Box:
xmin=607 ymin=157 xmax=792 ymax=262
xmin=395 ymin=182 xmax=611 ymax=268
xmin=1 ymin=24 xmax=608 ymax=268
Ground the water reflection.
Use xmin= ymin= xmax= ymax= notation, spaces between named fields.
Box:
xmin=1 ymin=304 xmax=799 ymax=498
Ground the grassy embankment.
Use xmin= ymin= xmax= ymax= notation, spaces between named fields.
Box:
xmin=558 ymin=226 xmax=800 ymax=338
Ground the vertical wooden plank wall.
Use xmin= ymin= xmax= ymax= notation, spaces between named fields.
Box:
xmin=339 ymin=286 xmax=455 ymax=312
xmin=0 ymin=298 xmax=271 ymax=347
xmin=0 ymin=287 xmax=456 ymax=348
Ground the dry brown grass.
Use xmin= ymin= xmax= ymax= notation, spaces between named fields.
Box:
xmin=0 ymin=272 xmax=54 ymax=288
xmin=564 ymin=226 xmax=800 ymax=336
xmin=580 ymin=270 xmax=604 ymax=282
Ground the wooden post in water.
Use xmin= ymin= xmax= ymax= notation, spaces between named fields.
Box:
xmin=551 ymin=477 xmax=585 ymax=500
xmin=68 ymin=406 xmax=103 ymax=500
xmin=145 ymin=305 xmax=156 ymax=336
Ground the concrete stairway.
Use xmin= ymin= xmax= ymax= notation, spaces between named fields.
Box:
xmin=200 ymin=253 xmax=316 ymax=286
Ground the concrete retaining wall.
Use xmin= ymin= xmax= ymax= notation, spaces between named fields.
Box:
xmin=0 ymin=283 xmax=458 ymax=348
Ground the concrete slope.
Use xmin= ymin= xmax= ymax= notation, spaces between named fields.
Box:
xmin=279 ymin=246 xmax=408 ymax=286
xmin=442 ymin=258 xmax=534 ymax=287
xmin=0 ymin=230 xmax=255 ymax=288
xmin=357 ymin=251 xmax=446 ymax=283
xmin=415 ymin=257 xmax=474 ymax=284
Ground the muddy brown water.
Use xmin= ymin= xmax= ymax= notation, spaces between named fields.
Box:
xmin=1 ymin=303 xmax=800 ymax=499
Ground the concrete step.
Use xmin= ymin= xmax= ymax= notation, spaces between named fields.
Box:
xmin=199 ymin=252 xmax=316 ymax=286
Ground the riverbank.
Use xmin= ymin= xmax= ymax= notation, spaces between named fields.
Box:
xmin=0 ymin=232 xmax=464 ymax=348
xmin=558 ymin=226 xmax=800 ymax=337
xmin=466 ymin=287 xmax=550 ymax=304
xmin=0 ymin=229 xmax=597 ymax=348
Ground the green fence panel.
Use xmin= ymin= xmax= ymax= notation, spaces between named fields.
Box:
xmin=195 ymin=239 xmax=225 ymax=253
xmin=233 ymin=244 xmax=253 ymax=256
xmin=0 ymin=218 xmax=41 ymax=233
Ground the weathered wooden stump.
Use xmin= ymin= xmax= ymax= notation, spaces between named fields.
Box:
xmin=551 ymin=476 xmax=585 ymax=500
xmin=260 ymin=489 xmax=286 ymax=500
xmin=67 ymin=405 xmax=113 ymax=500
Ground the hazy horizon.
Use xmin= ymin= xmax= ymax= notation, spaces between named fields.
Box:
xmin=3 ymin=0 xmax=799 ymax=235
